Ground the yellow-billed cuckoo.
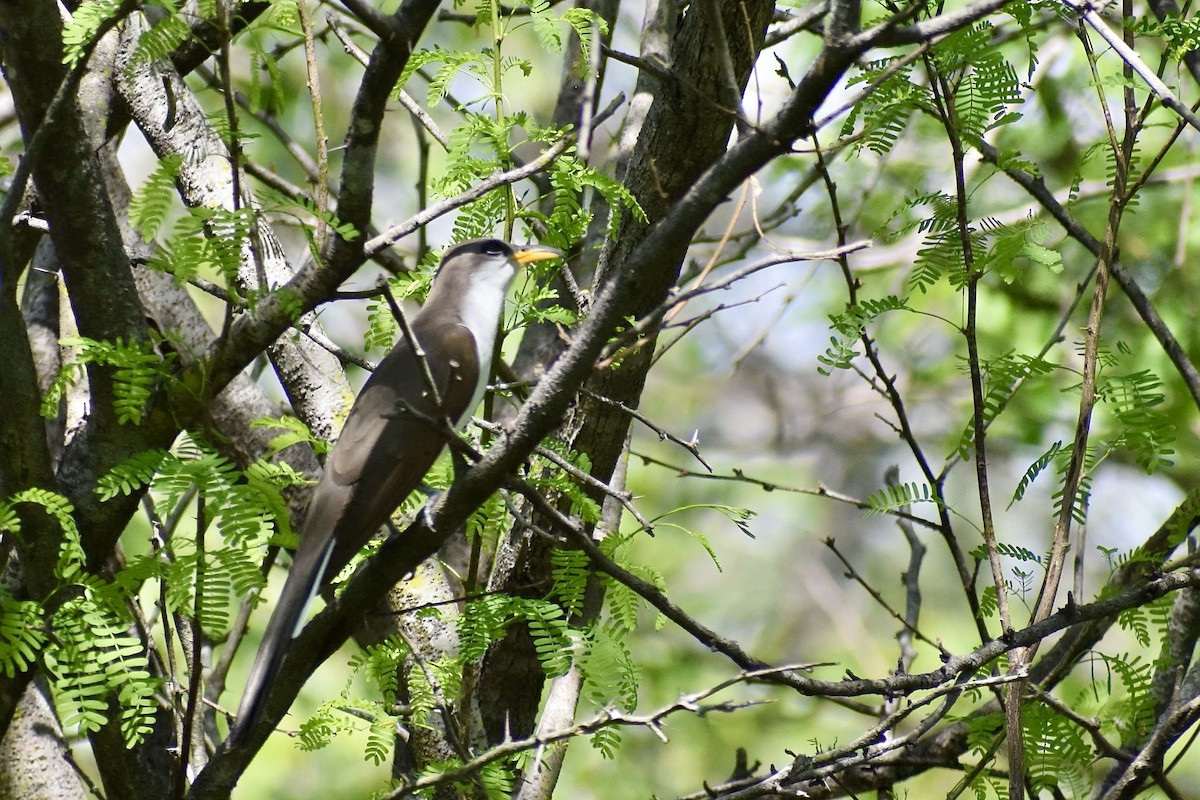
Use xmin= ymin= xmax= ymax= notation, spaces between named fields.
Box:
xmin=228 ymin=239 xmax=562 ymax=746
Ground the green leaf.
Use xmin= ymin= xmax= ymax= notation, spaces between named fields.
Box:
xmin=865 ymin=481 xmax=943 ymax=515
xmin=1010 ymin=441 xmax=1064 ymax=507
xmin=818 ymin=296 xmax=910 ymax=373
xmin=96 ymin=449 xmax=171 ymax=501
xmin=0 ymin=594 xmax=47 ymax=678
xmin=62 ymin=0 xmax=124 ymax=67
xmin=130 ymin=9 xmax=191 ymax=66
xmin=56 ymin=336 xmax=170 ymax=425
xmin=129 ymin=155 xmax=183 ymax=240
xmin=251 ymin=415 xmax=329 ymax=457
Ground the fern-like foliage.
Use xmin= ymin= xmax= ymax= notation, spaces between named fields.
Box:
xmin=397 ymin=47 xmax=491 ymax=108
xmin=95 ymin=449 xmax=171 ymax=501
xmin=363 ymin=717 xmax=394 ymax=766
xmin=596 ymin=525 xmax=671 ymax=634
xmin=296 ymin=699 xmax=358 ymax=751
xmin=898 ymin=184 xmax=1058 ymax=297
xmin=1117 ymin=593 xmax=1172 ymax=649
xmin=61 ymin=0 xmax=124 ymax=67
xmin=419 ymin=756 xmax=518 ymax=800
xmin=509 ymin=281 xmax=577 ymax=328
xmin=130 ymin=7 xmax=191 ymax=66
xmin=521 ymin=598 xmax=576 ymax=677
xmin=362 ymin=267 xmax=434 ymax=353
xmin=524 ymin=1 xmax=610 ymax=65
xmin=356 ymin=634 xmax=409 ymax=706
xmin=968 ymin=540 xmax=1041 ymax=564
xmin=0 ymin=486 xmax=79 ymax=546
xmin=147 ymin=205 xmax=257 ymax=288
xmin=983 ymin=215 xmax=1063 ymax=284
xmin=636 ymin=503 xmax=756 ymax=568
xmin=556 ymin=7 xmax=609 ymax=65
xmin=0 ymin=593 xmax=46 ymax=678
xmin=550 ymin=547 xmax=590 ymax=618
xmin=841 ymin=58 xmax=930 ymax=155
xmin=262 ymin=0 xmax=298 ymax=29
xmin=256 ymin=186 xmax=360 ymax=243
xmin=246 ymin=45 xmax=287 ymax=114
xmin=531 ymin=150 xmax=645 ymax=242
xmin=36 ymin=515 xmax=161 ymax=746
xmin=527 ymin=442 xmax=602 ymax=525
xmin=865 ymin=480 xmax=943 ymax=515
xmin=99 ymin=436 xmax=301 ymax=637
xmin=362 ymin=293 xmax=402 ymax=353
xmin=129 ymin=154 xmax=183 ymax=239
xmin=590 ymin=725 xmax=622 ymax=759
xmin=1052 ymin=469 xmax=1093 ymax=527
xmin=931 ymin=22 xmax=1023 ymax=138
xmin=44 ymin=595 xmax=159 ymax=744
xmin=817 ymin=295 xmax=910 ymax=374
xmin=1100 ymin=368 xmax=1176 ymax=472
xmin=251 ymin=414 xmax=330 ymax=457
xmin=1131 ymin=12 xmax=1200 ymax=60
xmin=1009 ymin=440 xmax=1063 ymax=507
xmin=1093 ymin=652 xmax=1157 ymax=745
xmin=405 ymin=657 xmax=440 ymax=727
xmin=456 ymin=491 xmax=504 ymax=556
xmin=1017 ymin=438 xmax=1098 ymax=527
xmin=952 ymin=351 xmax=1057 ymax=461
xmin=458 ymin=592 xmax=514 ymax=664
xmin=44 ymin=336 xmax=171 ymax=425
xmin=1023 ymin=700 xmax=1092 ymax=799
xmin=581 ymin=625 xmax=639 ymax=712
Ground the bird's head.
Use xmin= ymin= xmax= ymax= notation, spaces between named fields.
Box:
xmin=433 ymin=238 xmax=563 ymax=295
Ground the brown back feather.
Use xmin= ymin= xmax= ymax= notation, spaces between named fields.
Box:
xmin=314 ymin=320 xmax=480 ymax=580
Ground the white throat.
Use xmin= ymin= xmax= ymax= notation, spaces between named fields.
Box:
xmin=454 ymin=262 xmax=516 ymax=427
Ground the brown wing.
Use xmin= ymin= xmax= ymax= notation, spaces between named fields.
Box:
xmin=229 ymin=323 xmax=479 ymax=746
xmin=315 ymin=321 xmax=480 ymax=580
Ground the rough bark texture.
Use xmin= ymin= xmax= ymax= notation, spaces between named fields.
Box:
xmin=0 ymin=679 xmax=85 ymax=800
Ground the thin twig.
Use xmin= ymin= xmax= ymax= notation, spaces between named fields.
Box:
xmin=583 ymin=389 xmax=711 ymax=471
xmin=176 ymin=491 xmax=208 ymax=796
xmin=328 ymin=17 xmax=450 ymax=149
xmin=1033 ymin=20 xmax=1130 ymax=635
xmin=362 ymin=137 xmax=572 ymax=258
xmin=297 ymin=0 xmax=331 ymax=249
xmin=824 ymin=537 xmax=946 ymax=657
xmin=813 ymin=42 xmax=932 ymax=130
xmin=888 ymin=464 xmax=927 ymax=671
xmin=809 ymin=131 xmax=983 ymax=640
xmin=597 ymin=242 xmax=870 ymax=366
xmin=631 ymin=450 xmax=942 ymax=531
xmin=377 ymin=278 xmax=448 ymax=422
xmin=1063 ymin=0 xmax=1200 ymax=135
xmin=380 ymin=664 xmax=802 ymax=799
xmin=473 ymin=417 xmax=655 ymax=534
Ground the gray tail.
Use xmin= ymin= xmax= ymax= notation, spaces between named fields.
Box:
xmin=226 ymin=537 xmax=334 ymax=747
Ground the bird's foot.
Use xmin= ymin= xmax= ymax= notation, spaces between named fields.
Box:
xmin=420 ymin=500 xmax=439 ymax=531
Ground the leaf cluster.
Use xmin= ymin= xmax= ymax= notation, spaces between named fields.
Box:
xmin=43 ymin=336 xmax=173 ymax=425
xmin=0 ymin=489 xmax=160 ymax=745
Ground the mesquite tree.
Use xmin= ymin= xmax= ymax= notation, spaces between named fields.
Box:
xmin=2 ymin=1 xmax=1200 ymax=799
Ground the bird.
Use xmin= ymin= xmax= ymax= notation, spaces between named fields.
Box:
xmin=227 ymin=238 xmax=563 ymax=746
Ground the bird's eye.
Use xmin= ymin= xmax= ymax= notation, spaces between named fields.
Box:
xmin=483 ymin=240 xmax=506 ymax=256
